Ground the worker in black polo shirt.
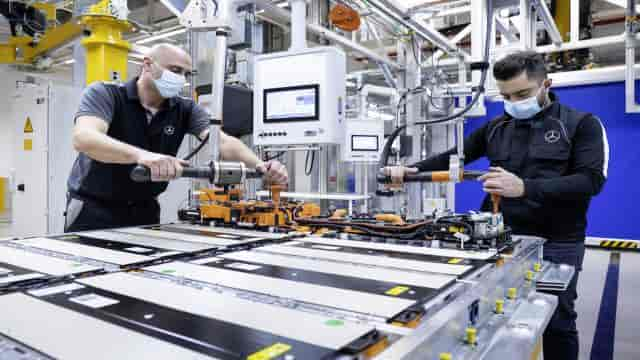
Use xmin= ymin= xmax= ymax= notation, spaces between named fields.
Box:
xmin=382 ymin=52 xmax=609 ymax=360
xmin=65 ymin=43 xmax=288 ymax=232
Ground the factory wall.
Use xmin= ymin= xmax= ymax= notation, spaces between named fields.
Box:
xmin=456 ymin=80 xmax=640 ymax=240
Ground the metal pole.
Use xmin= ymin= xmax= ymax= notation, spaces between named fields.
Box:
xmin=570 ymin=0 xmax=580 ymax=43
xmin=625 ymin=0 xmax=640 ymax=112
xmin=209 ymin=33 xmax=227 ymax=162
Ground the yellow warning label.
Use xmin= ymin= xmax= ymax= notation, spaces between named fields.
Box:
xmin=385 ymin=286 xmax=410 ymax=296
xmin=58 ymin=235 xmax=80 ymax=240
xmin=247 ymin=343 xmax=291 ymax=360
xmin=24 ymin=117 xmax=33 ymax=133
xmin=448 ymin=258 xmax=463 ymax=264
xmin=23 ymin=139 xmax=33 ymax=151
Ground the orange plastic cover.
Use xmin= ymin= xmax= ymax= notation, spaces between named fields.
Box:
xmin=329 ymin=4 xmax=361 ymax=32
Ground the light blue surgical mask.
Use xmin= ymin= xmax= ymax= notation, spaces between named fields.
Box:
xmin=504 ymin=88 xmax=545 ymax=120
xmin=151 ymin=64 xmax=186 ymax=98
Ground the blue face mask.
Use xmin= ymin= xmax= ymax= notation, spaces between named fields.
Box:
xmin=504 ymin=88 xmax=545 ymax=120
xmin=151 ymin=64 xmax=186 ymax=98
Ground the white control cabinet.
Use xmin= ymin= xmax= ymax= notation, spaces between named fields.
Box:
xmin=253 ymin=47 xmax=346 ymax=146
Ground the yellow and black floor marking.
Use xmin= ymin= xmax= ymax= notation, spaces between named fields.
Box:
xmin=593 ymin=240 xmax=639 ymax=251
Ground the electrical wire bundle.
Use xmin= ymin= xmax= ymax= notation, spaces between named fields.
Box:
xmin=378 ymin=0 xmax=495 ymax=169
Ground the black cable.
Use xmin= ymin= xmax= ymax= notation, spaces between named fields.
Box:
xmin=212 ymin=0 xmax=219 ymax=15
xmin=378 ymin=0 xmax=494 ymax=168
xmin=263 ymin=151 xmax=285 ymax=162
xmin=183 ymin=133 xmax=210 ymax=161
xmin=304 ymin=150 xmax=315 ymax=176
xmin=410 ymin=34 xmax=421 ymax=65
xmin=434 ymin=219 xmax=474 ymax=236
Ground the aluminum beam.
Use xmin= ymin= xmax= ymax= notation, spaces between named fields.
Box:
xmin=365 ymin=0 xmax=461 ymax=55
xmin=531 ymin=0 xmax=563 ymax=46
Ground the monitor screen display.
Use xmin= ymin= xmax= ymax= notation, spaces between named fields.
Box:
xmin=264 ymin=85 xmax=319 ymax=122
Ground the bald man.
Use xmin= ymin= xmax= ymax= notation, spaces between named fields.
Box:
xmin=65 ymin=44 xmax=288 ymax=232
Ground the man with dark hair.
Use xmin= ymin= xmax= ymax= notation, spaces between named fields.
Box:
xmin=382 ymin=51 xmax=609 ymax=360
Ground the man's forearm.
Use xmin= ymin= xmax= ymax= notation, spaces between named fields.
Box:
xmin=219 ymin=133 xmax=261 ymax=167
xmin=524 ymin=171 xmax=605 ymax=203
xmin=410 ymin=149 xmax=455 ymax=172
xmin=73 ymin=128 xmax=144 ymax=164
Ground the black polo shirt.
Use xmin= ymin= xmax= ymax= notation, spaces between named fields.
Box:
xmin=67 ymin=78 xmax=209 ymax=203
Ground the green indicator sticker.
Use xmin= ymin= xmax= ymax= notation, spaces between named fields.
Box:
xmin=71 ymin=263 xmax=84 ymax=267
xmin=161 ymin=269 xmax=176 ymax=274
xmin=325 ymin=319 xmax=344 ymax=327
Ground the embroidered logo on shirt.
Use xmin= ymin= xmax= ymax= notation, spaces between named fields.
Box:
xmin=164 ymin=125 xmax=175 ymax=136
xmin=544 ymin=130 xmax=561 ymax=144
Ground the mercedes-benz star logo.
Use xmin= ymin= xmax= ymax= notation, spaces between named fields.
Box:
xmin=164 ymin=125 xmax=175 ymax=136
xmin=544 ymin=130 xmax=561 ymax=144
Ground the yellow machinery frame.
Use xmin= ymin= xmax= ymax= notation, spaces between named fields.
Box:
xmin=0 ymin=0 xmax=132 ymax=85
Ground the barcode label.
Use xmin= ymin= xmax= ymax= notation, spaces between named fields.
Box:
xmin=69 ymin=293 xmax=120 ymax=308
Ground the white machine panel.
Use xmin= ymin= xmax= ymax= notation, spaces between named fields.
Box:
xmin=253 ymin=47 xmax=346 ymax=145
xmin=342 ymin=120 xmax=385 ymax=162
xmin=11 ymin=81 xmax=78 ymax=237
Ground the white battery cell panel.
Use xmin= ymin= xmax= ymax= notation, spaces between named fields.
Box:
xmin=114 ymin=227 xmax=260 ymax=246
xmin=259 ymin=244 xmax=472 ymax=276
xmin=0 ymin=293 xmax=213 ymax=360
xmin=83 ymin=230 xmax=216 ymax=252
xmin=165 ymin=224 xmax=292 ymax=239
xmin=78 ymin=272 xmax=375 ymax=350
xmin=13 ymin=237 xmax=150 ymax=265
xmin=0 ymin=246 xmax=100 ymax=277
xmin=147 ymin=261 xmax=416 ymax=319
xmin=300 ymin=237 xmax=497 ymax=260
xmin=220 ymin=250 xmax=455 ymax=289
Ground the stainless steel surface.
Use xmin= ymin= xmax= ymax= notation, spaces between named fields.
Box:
xmin=376 ymin=237 xmax=553 ymax=359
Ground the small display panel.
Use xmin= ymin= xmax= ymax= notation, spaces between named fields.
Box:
xmin=351 ymin=135 xmax=379 ymax=151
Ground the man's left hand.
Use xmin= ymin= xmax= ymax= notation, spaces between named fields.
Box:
xmin=478 ymin=167 xmax=525 ymax=198
xmin=257 ymin=160 xmax=289 ymax=185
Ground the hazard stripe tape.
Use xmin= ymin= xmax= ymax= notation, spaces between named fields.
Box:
xmin=596 ymin=240 xmax=639 ymax=250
